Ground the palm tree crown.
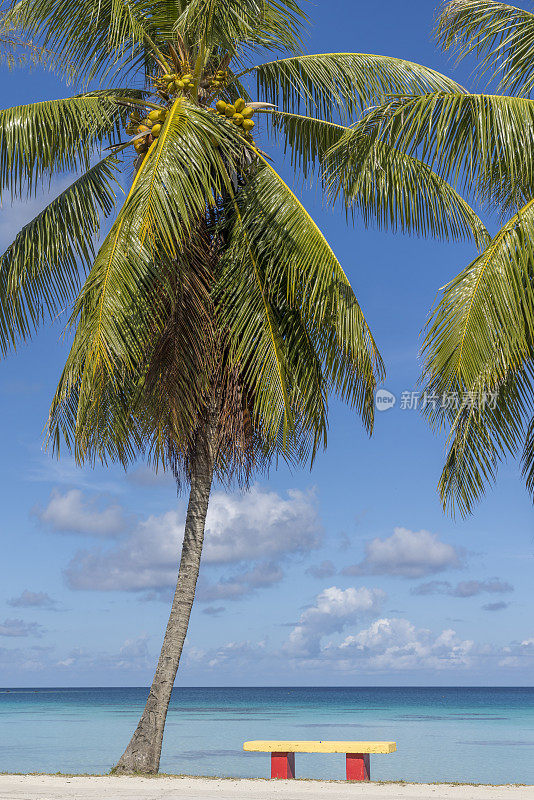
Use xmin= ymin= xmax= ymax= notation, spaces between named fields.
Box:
xmin=0 ymin=0 xmax=468 ymax=473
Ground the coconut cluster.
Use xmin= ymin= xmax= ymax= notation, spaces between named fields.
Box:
xmin=206 ymin=68 xmax=229 ymax=91
xmin=126 ymin=58 xmax=258 ymax=160
xmin=214 ymin=98 xmax=255 ymax=140
xmin=155 ymin=69 xmax=195 ymax=96
xmin=128 ymin=107 xmax=168 ymax=155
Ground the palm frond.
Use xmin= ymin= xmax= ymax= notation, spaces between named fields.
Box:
xmin=219 ymin=156 xmax=384 ymax=443
xmin=0 ymin=154 xmax=120 ymax=355
xmin=0 ymin=92 xmax=130 ymax=198
xmin=53 ymin=99 xmax=245 ymax=456
xmin=521 ymin=412 xmax=534 ymax=495
xmin=421 ymin=200 xmax=534 ymax=514
xmin=325 ymin=123 xmax=490 ymax=246
xmin=261 ymin=110 xmax=345 ymax=179
xmin=173 ymin=0 xmax=306 ymax=56
xmin=253 ymin=53 xmax=464 ymax=122
xmin=437 ymin=0 xmax=534 ymax=96
xmin=6 ymin=0 xmax=170 ymax=82
xmin=354 ymin=91 xmax=534 ymax=211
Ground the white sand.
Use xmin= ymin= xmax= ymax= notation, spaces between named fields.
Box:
xmin=0 ymin=775 xmax=531 ymax=800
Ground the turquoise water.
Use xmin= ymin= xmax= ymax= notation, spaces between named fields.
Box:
xmin=0 ymin=687 xmax=533 ymax=783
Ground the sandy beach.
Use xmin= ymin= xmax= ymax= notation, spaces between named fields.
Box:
xmin=0 ymin=775 xmax=531 ymax=800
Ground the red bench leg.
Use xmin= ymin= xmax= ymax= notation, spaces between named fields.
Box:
xmin=346 ymin=753 xmax=370 ymax=781
xmin=271 ymin=752 xmax=295 ymax=779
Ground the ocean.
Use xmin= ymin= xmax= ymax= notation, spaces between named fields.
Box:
xmin=0 ymin=687 xmax=532 ymax=783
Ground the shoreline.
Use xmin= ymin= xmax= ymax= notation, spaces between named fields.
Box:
xmin=0 ymin=772 xmax=532 ymax=785
xmin=0 ymin=775 xmax=532 ymax=800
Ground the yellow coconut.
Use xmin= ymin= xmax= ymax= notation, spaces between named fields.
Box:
xmin=151 ymin=124 xmax=162 ymax=137
xmin=241 ymin=106 xmax=254 ymax=119
xmin=224 ymin=104 xmax=236 ymax=117
xmin=232 ymin=113 xmax=244 ymax=125
xmin=216 ymin=100 xmax=227 ymax=113
xmin=234 ymin=98 xmax=245 ymax=112
xmin=242 ymin=119 xmax=255 ymax=132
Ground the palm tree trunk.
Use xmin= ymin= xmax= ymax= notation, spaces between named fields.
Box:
xmin=113 ymin=416 xmax=217 ymax=775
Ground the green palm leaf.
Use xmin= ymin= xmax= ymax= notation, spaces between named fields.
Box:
xmin=437 ymin=0 xmax=534 ymax=96
xmin=0 ymin=92 xmax=130 ymax=198
xmin=354 ymin=91 xmax=534 ymax=211
xmin=421 ymin=200 xmax=534 ymax=514
xmin=6 ymin=0 xmax=170 ymax=81
xmin=220 ymin=156 xmax=384 ymax=438
xmin=0 ymin=154 xmax=120 ymax=354
xmin=172 ymin=0 xmax=306 ymax=55
xmin=325 ymin=122 xmax=490 ymax=246
xmin=253 ymin=53 xmax=464 ymax=121
xmin=55 ymin=100 xmax=244 ymax=433
xmin=261 ymin=110 xmax=345 ymax=178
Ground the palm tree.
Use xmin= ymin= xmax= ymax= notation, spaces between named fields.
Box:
xmin=1 ymin=0 xmax=486 ymax=774
xmin=325 ymin=0 xmax=534 ymax=517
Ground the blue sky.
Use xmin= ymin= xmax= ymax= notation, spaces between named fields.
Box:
xmin=1 ymin=0 xmax=533 ymax=687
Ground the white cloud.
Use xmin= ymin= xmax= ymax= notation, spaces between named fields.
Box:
xmin=335 ymin=618 xmax=475 ymax=671
xmin=197 ymin=562 xmax=284 ymax=602
xmin=306 ymin=560 xmax=336 ymax=579
xmin=453 ymin=579 xmax=513 ymax=597
xmin=412 ymin=578 xmax=513 ymax=597
xmin=0 ymin=618 xmax=45 ymax=638
xmin=64 ymin=486 xmax=321 ymax=592
xmin=56 ymin=636 xmax=151 ymax=672
xmin=284 ymin=586 xmax=385 ymax=658
xmin=7 ymin=590 xmax=60 ymax=610
xmin=184 ymin=640 xmax=268 ymax=670
xmin=35 ymin=489 xmax=127 ymax=537
xmin=342 ymin=527 xmax=463 ymax=578
xmin=202 ymin=487 xmax=321 ymax=564
xmin=483 ymin=602 xmax=510 ymax=612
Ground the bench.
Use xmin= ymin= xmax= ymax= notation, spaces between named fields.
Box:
xmin=243 ymin=740 xmax=396 ymax=781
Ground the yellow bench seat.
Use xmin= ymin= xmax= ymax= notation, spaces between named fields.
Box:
xmin=244 ymin=740 xmax=396 ymax=754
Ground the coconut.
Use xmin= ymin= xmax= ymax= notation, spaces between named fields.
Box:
xmin=234 ymin=98 xmax=245 ymax=112
xmin=241 ymin=106 xmax=254 ymax=119
xmin=151 ymin=124 xmax=162 ymax=137
xmin=148 ymin=109 xmax=164 ymax=122
xmin=137 ymin=124 xmax=150 ymax=134
xmin=242 ymin=119 xmax=255 ymax=132
xmin=224 ymin=104 xmax=236 ymax=117
xmin=216 ymin=100 xmax=227 ymax=113
xmin=232 ymin=113 xmax=244 ymax=125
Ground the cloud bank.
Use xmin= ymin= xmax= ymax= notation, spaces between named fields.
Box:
xmin=342 ymin=527 xmax=463 ymax=578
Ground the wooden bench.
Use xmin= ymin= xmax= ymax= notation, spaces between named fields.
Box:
xmin=243 ymin=740 xmax=396 ymax=781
